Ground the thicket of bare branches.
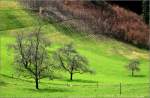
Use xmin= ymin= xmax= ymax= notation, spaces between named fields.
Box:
xmin=21 ymin=0 xmax=149 ymax=48
xmin=19 ymin=0 xmax=50 ymax=10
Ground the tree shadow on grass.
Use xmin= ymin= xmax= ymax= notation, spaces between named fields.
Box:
xmin=128 ymin=75 xmax=146 ymax=77
xmin=27 ymin=87 xmax=71 ymax=93
xmin=0 ymin=74 xmax=34 ymax=83
xmin=133 ymin=75 xmax=146 ymax=77
xmin=0 ymin=81 xmax=8 ymax=86
xmin=66 ymin=79 xmax=98 ymax=83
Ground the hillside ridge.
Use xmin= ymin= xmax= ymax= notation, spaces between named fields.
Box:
xmin=38 ymin=0 xmax=149 ymax=49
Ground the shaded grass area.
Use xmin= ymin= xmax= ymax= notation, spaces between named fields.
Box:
xmin=0 ymin=0 xmax=149 ymax=97
xmin=0 ymin=74 xmax=149 ymax=97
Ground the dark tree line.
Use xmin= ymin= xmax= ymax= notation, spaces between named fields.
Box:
xmin=142 ymin=0 xmax=149 ymax=24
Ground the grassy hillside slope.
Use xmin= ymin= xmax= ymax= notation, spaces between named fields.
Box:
xmin=0 ymin=0 xmax=149 ymax=97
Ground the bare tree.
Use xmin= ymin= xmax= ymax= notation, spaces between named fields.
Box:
xmin=125 ymin=60 xmax=140 ymax=77
xmin=13 ymin=26 xmax=52 ymax=89
xmin=53 ymin=44 xmax=94 ymax=81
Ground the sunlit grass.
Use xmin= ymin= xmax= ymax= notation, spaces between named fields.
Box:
xmin=0 ymin=0 xmax=149 ymax=97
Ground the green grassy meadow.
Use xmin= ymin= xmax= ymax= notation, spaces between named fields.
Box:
xmin=0 ymin=0 xmax=149 ymax=97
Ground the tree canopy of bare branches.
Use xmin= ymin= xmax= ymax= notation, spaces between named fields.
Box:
xmin=125 ymin=59 xmax=140 ymax=77
xmin=53 ymin=43 xmax=94 ymax=80
xmin=13 ymin=26 xmax=52 ymax=89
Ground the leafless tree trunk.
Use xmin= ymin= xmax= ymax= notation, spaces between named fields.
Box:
xmin=54 ymin=44 xmax=94 ymax=81
xmin=14 ymin=26 xmax=52 ymax=89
